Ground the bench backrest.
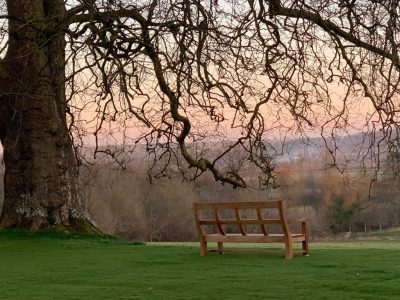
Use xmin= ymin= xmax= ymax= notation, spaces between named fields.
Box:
xmin=193 ymin=200 xmax=291 ymax=237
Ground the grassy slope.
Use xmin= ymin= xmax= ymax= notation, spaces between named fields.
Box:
xmin=0 ymin=231 xmax=399 ymax=299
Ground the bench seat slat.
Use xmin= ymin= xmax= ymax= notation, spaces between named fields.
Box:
xmin=204 ymin=233 xmax=306 ymax=243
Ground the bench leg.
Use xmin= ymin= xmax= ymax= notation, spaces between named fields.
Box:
xmin=301 ymin=221 xmax=309 ymax=256
xmin=218 ymin=242 xmax=224 ymax=254
xmin=302 ymin=240 xmax=309 ymax=256
xmin=285 ymin=241 xmax=293 ymax=259
xmin=200 ymin=240 xmax=208 ymax=256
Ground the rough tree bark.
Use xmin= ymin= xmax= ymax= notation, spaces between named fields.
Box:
xmin=0 ymin=0 xmax=88 ymax=229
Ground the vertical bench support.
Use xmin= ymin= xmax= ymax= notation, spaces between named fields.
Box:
xmin=194 ymin=206 xmax=208 ymax=256
xmin=278 ymin=201 xmax=294 ymax=259
xmin=200 ymin=240 xmax=208 ymax=256
xmin=301 ymin=220 xmax=309 ymax=256
xmin=214 ymin=209 xmax=225 ymax=254
xmin=217 ymin=242 xmax=224 ymax=254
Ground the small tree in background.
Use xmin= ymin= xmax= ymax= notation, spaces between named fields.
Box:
xmin=326 ymin=195 xmax=360 ymax=234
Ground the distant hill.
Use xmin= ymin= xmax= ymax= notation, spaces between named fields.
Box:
xmin=75 ymin=131 xmax=390 ymax=173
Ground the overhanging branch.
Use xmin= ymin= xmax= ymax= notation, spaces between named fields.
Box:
xmin=269 ymin=0 xmax=400 ymax=67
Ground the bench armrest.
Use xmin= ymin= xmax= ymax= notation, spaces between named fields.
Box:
xmin=288 ymin=218 xmax=308 ymax=236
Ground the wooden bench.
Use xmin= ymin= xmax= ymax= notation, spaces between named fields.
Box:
xmin=193 ymin=200 xmax=309 ymax=259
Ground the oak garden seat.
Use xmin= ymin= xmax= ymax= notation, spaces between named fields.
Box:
xmin=193 ymin=201 xmax=309 ymax=259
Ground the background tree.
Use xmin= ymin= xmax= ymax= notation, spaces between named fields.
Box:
xmin=0 ymin=0 xmax=399 ymax=230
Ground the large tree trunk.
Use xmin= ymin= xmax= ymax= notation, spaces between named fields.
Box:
xmin=0 ymin=0 xmax=89 ymax=229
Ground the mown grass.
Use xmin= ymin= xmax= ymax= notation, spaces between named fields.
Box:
xmin=0 ymin=230 xmax=399 ymax=299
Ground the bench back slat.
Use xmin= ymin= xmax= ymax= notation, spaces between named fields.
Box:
xmin=214 ymin=209 xmax=225 ymax=236
xmin=257 ymin=208 xmax=269 ymax=235
xmin=193 ymin=201 xmax=281 ymax=210
xmin=193 ymin=200 xmax=291 ymax=238
xmin=198 ymin=219 xmax=282 ymax=225
xmin=235 ymin=208 xmax=247 ymax=236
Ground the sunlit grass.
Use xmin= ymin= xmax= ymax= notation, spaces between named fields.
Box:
xmin=0 ymin=230 xmax=399 ymax=299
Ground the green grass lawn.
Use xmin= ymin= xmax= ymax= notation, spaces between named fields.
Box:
xmin=0 ymin=230 xmax=400 ymax=299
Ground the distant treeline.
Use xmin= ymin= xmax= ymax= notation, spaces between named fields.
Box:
xmin=79 ymin=151 xmax=400 ymax=241
xmin=0 ymin=151 xmax=398 ymax=241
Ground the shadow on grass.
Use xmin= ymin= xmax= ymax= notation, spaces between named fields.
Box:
xmin=0 ymin=228 xmax=144 ymax=245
